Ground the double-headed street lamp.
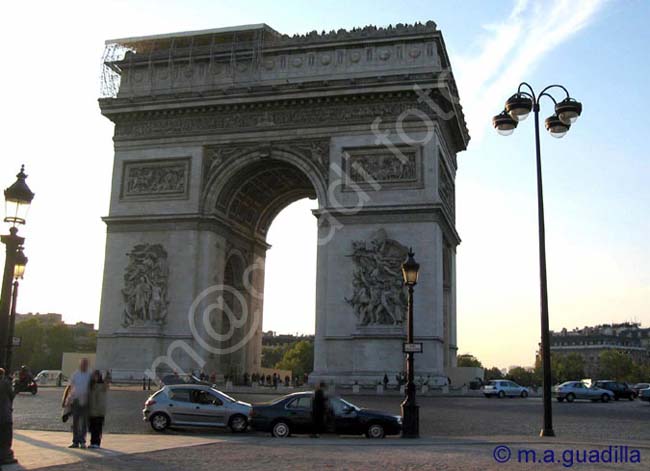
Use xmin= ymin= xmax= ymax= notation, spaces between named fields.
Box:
xmin=493 ymin=83 xmax=583 ymax=437
xmin=1 ymin=166 xmax=34 ymax=370
xmin=0 ymin=166 xmax=33 ymax=466
xmin=401 ymin=248 xmax=420 ymax=438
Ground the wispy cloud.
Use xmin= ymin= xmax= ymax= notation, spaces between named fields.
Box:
xmin=455 ymin=0 xmax=606 ymax=143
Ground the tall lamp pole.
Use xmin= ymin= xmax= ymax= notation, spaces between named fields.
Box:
xmin=6 ymin=247 xmax=27 ymax=373
xmin=0 ymin=166 xmax=34 ymax=371
xmin=401 ymin=249 xmax=420 ymax=438
xmin=493 ymin=83 xmax=583 ymax=437
xmin=0 ymin=166 xmax=34 ymax=466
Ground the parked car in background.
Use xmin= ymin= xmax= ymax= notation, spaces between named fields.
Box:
xmin=639 ymin=387 xmax=650 ymax=403
xmin=631 ymin=383 xmax=650 ymax=397
xmin=143 ymin=384 xmax=250 ymax=432
xmin=249 ymin=392 xmax=402 ymax=438
xmin=34 ymin=370 xmax=66 ymax=387
xmin=593 ymin=380 xmax=636 ymax=400
xmin=553 ymin=381 xmax=614 ymax=402
xmin=483 ymin=380 xmax=529 ymax=398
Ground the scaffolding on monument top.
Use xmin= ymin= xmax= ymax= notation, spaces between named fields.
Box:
xmin=100 ymin=24 xmax=276 ymax=98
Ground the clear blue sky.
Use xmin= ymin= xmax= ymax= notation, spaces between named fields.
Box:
xmin=0 ymin=0 xmax=647 ymax=368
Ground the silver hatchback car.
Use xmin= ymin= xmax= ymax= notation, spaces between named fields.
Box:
xmin=143 ymin=384 xmax=251 ymax=432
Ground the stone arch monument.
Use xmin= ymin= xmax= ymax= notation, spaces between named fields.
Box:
xmin=96 ymin=22 xmax=469 ymax=384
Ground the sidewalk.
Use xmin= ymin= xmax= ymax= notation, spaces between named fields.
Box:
xmin=7 ymin=430 xmax=650 ymax=470
xmin=8 ymin=430 xmax=228 ymax=470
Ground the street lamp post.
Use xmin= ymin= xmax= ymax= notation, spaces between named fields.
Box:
xmin=0 ymin=166 xmax=33 ymax=466
xmin=6 ymin=247 xmax=27 ymax=373
xmin=0 ymin=166 xmax=34 ymax=371
xmin=493 ymin=83 xmax=583 ymax=437
xmin=401 ymin=248 xmax=420 ymax=438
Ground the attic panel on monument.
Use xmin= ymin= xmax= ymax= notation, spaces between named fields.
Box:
xmin=100 ymin=22 xmax=447 ymax=99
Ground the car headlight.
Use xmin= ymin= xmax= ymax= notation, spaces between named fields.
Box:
xmin=395 ymin=416 xmax=403 ymax=424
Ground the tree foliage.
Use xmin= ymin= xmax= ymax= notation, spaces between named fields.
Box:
xmin=457 ymin=354 xmax=483 ymax=368
xmin=275 ymin=340 xmax=314 ymax=378
xmin=484 ymin=367 xmax=504 ymax=381
xmin=598 ymin=350 xmax=635 ymax=382
xmin=507 ymin=366 xmax=536 ymax=386
xmin=12 ymin=318 xmax=95 ymax=373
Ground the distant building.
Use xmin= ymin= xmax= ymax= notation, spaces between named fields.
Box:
xmin=550 ymin=322 xmax=650 ymax=377
xmin=16 ymin=312 xmax=64 ymax=325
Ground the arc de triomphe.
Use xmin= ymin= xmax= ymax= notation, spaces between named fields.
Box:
xmin=96 ymin=22 xmax=469 ymax=384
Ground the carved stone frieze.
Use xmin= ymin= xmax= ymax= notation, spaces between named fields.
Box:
xmin=122 ymin=159 xmax=189 ymax=200
xmin=122 ymin=243 xmax=169 ymax=327
xmin=345 ymin=147 xmax=419 ymax=188
xmin=346 ymin=229 xmax=409 ymax=326
xmin=113 ymin=95 xmax=438 ymax=141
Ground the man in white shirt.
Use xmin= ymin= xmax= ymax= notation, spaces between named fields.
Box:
xmin=67 ymin=358 xmax=91 ymax=448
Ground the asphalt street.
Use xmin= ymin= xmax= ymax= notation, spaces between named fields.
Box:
xmin=12 ymin=387 xmax=650 ymax=441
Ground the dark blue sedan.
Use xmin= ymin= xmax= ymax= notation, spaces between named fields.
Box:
xmin=249 ymin=391 xmax=402 ymax=438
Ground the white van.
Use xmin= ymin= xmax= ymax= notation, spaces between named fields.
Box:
xmin=34 ymin=370 xmax=66 ymax=386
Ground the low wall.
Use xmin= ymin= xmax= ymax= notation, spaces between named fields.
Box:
xmin=444 ymin=366 xmax=484 ymax=387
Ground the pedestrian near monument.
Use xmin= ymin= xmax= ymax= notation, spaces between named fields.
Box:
xmin=311 ymin=382 xmax=327 ymax=438
xmin=66 ymin=358 xmax=92 ymax=448
xmin=0 ymin=368 xmax=16 ymax=464
xmin=88 ymin=370 xmax=108 ymax=448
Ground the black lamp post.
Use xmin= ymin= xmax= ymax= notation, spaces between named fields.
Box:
xmin=1 ymin=166 xmax=34 ymax=371
xmin=400 ymin=248 xmax=420 ymax=438
xmin=0 ymin=166 xmax=33 ymax=465
xmin=493 ymin=83 xmax=582 ymax=437
xmin=6 ymin=246 xmax=27 ymax=373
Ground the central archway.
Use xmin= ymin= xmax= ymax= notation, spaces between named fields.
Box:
xmin=201 ymin=148 xmax=325 ymax=378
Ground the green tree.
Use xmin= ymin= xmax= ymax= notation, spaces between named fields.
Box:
xmin=457 ymin=354 xmax=483 ymax=368
xmin=484 ymin=367 xmax=504 ymax=381
xmin=599 ymin=350 xmax=635 ymax=382
xmin=262 ymin=344 xmax=290 ymax=368
xmin=13 ymin=318 xmax=45 ymax=371
xmin=507 ymin=366 xmax=535 ymax=387
xmin=275 ymin=340 xmax=314 ymax=378
xmin=555 ymin=353 xmax=585 ymax=383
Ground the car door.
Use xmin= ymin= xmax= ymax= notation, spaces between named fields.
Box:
xmin=506 ymin=381 xmax=519 ymax=396
xmin=191 ymin=390 xmax=226 ymax=426
xmin=167 ymin=388 xmax=199 ymax=424
xmin=329 ymin=397 xmax=359 ymax=435
xmin=569 ymin=382 xmax=583 ymax=399
xmin=285 ymin=395 xmax=313 ymax=433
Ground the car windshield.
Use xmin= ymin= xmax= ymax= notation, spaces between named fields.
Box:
xmin=339 ymin=397 xmax=360 ymax=411
xmin=211 ymin=388 xmax=235 ymax=402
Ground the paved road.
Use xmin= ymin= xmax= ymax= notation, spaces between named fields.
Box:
xmin=13 ymin=387 xmax=650 ymax=441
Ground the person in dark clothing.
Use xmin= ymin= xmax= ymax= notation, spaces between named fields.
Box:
xmin=311 ymin=382 xmax=327 ymax=438
xmin=383 ymin=373 xmax=389 ymax=389
xmin=0 ymin=368 xmax=17 ymax=464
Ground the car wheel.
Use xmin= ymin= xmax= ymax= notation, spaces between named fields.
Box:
xmin=271 ymin=421 xmax=291 ymax=438
xmin=520 ymin=390 xmax=528 ymax=398
xmin=367 ymin=423 xmax=385 ymax=439
xmin=498 ymin=391 xmax=505 ymax=399
xmin=229 ymin=414 xmax=248 ymax=433
xmin=150 ymin=412 xmax=170 ymax=432
xmin=601 ymin=394 xmax=610 ymax=403
xmin=566 ymin=393 xmax=575 ymax=403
